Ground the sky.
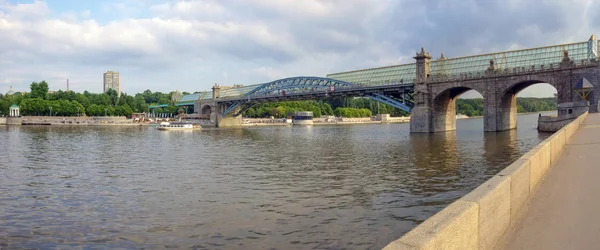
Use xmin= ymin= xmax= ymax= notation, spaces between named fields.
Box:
xmin=1 ymin=0 xmax=599 ymax=97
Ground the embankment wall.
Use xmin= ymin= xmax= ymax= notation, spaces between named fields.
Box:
xmin=383 ymin=112 xmax=589 ymax=250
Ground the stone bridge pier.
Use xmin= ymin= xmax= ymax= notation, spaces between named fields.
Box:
xmin=208 ymin=84 xmax=242 ymax=128
xmin=410 ymin=48 xmax=599 ymax=133
xmin=213 ymin=103 xmax=242 ymax=128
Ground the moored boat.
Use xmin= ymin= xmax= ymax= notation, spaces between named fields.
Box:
xmin=157 ymin=122 xmax=201 ymax=131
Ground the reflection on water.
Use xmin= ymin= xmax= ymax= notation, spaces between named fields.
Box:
xmin=0 ymin=113 xmax=552 ymax=249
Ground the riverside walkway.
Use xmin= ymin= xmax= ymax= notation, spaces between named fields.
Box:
xmin=495 ymin=113 xmax=600 ymax=250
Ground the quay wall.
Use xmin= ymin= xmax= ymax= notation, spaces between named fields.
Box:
xmin=383 ymin=112 xmax=589 ymax=250
xmin=538 ymin=113 xmax=579 ymax=132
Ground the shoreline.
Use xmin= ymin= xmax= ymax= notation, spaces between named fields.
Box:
xmin=3 ymin=111 xmax=557 ymax=128
xmin=456 ymin=110 xmax=558 ymax=120
xmin=242 ymin=120 xmax=410 ymax=127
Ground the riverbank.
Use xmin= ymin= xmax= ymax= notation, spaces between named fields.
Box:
xmin=0 ymin=116 xmax=154 ymax=126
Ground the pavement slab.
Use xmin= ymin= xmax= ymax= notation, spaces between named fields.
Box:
xmin=495 ymin=113 xmax=600 ymax=250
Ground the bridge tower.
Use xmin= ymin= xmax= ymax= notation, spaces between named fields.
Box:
xmin=410 ymin=47 xmax=434 ymax=133
xmin=212 ymin=84 xmax=242 ymax=128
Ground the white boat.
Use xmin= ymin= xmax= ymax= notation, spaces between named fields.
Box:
xmin=157 ymin=122 xmax=201 ymax=131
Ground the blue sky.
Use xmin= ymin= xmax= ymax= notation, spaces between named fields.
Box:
xmin=1 ymin=0 xmax=599 ymax=97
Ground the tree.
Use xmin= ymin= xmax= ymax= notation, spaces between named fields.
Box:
xmin=86 ymin=104 xmax=104 ymax=116
xmin=245 ymin=107 xmax=256 ymax=118
xmin=270 ymin=106 xmax=286 ymax=118
xmin=106 ymin=88 xmax=119 ymax=106
xmin=115 ymin=104 xmax=133 ymax=117
xmin=30 ymin=81 xmax=49 ymax=100
xmin=20 ymin=98 xmax=47 ymax=116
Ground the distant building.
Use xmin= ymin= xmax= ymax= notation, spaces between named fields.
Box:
xmin=103 ymin=70 xmax=120 ymax=96
xmin=6 ymin=85 xmax=14 ymax=96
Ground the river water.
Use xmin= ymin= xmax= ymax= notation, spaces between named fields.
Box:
xmin=0 ymin=113 xmax=553 ymax=249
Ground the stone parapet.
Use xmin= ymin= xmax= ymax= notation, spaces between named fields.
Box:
xmin=384 ymin=112 xmax=589 ymax=250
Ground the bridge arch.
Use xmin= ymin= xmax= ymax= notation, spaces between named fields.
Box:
xmin=432 ymin=86 xmax=486 ymax=132
xmin=221 ymin=76 xmax=414 ymax=116
xmin=498 ymin=79 xmax=560 ymax=130
xmin=201 ymin=104 xmax=212 ymax=116
xmin=243 ymin=76 xmax=356 ymax=97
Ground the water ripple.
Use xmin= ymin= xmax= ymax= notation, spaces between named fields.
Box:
xmin=0 ymin=113 xmax=551 ymax=249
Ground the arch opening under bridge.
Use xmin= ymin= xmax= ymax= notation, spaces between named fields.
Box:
xmin=499 ymin=80 xmax=559 ymax=131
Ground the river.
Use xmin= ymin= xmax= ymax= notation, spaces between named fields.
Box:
xmin=0 ymin=113 xmax=553 ymax=249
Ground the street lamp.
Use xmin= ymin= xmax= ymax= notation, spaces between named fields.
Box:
xmin=77 ymin=107 xmax=80 ymax=117
xmin=104 ymin=108 xmax=107 ymax=117
xmin=49 ymin=106 xmax=52 ymax=116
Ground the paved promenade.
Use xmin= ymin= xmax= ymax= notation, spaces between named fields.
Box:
xmin=495 ymin=113 xmax=600 ymax=250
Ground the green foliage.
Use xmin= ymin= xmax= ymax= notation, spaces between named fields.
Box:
xmin=243 ymin=101 xmax=332 ymax=118
xmin=456 ymin=99 xmax=484 ymax=117
xmin=328 ymin=97 xmax=410 ymax=117
xmin=30 ymin=81 xmax=49 ymax=100
xmin=457 ymin=97 xmax=557 ymax=116
xmin=333 ymin=108 xmax=372 ymax=117
xmin=2 ymin=80 xmax=184 ymax=117
xmin=242 ymin=98 xmax=402 ymax=118
xmin=18 ymin=98 xmax=85 ymax=116
xmin=20 ymin=98 xmax=47 ymax=116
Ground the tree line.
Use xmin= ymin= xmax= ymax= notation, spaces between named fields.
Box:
xmin=243 ymin=98 xmax=407 ymax=118
xmin=0 ymin=81 xmax=188 ymax=117
xmin=1 ymin=81 xmax=558 ymax=118
xmin=456 ymin=97 xmax=557 ymax=117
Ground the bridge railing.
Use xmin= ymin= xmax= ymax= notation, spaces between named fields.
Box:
xmin=429 ymin=59 xmax=598 ymax=83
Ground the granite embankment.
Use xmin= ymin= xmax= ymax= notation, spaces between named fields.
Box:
xmin=495 ymin=113 xmax=600 ymax=250
xmin=383 ymin=112 xmax=589 ymax=250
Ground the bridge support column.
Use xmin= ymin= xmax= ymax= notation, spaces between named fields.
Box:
xmin=410 ymin=47 xmax=437 ymax=133
xmin=215 ymin=103 xmax=242 ymax=128
xmin=216 ymin=115 xmax=242 ymax=128
xmin=410 ymin=103 xmax=433 ymax=133
xmin=499 ymin=92 xmax=518 ymax=131
xmin=410 ymin=93 xmax=459 ymax=133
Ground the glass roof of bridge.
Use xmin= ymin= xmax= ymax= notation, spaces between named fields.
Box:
xmin=327 ymin=40 xmax=596 ymax=85
xmin=431 ymin=41 xmax=590 ymax=78
xmin=219 ymin=85 xmax=257 ymax=98
xmin=327 ymin=63 xmax=416 ymax=86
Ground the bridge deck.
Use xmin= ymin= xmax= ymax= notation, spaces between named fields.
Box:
xmin=494 ymin=113 xmax=600 ymax=250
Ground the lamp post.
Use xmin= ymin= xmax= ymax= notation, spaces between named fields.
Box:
xmin=77 ymin=107 xmax=80 ymax=117
xmin=49 ymin=106 xmax=52 ymax=116
xmin=104 ymin=108 xmax=107 ymax=117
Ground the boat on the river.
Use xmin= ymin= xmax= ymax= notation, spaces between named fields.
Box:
xmin=157 ymin=122 xmax=201 ymax=131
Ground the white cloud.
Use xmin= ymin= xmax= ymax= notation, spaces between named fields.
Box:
xmin=151 ymin=0 xmax=228 ymax=19
xmin=0 ymin=0 xmax=598 ymax=97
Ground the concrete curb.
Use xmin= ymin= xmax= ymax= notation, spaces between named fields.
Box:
xmin=383 ymin=112 xmax=589 ymax=250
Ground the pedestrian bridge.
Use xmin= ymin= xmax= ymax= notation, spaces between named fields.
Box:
xmin=187 ymin=35 xmax=600 ymax=131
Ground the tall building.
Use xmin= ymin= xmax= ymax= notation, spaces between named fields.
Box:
xmin=103 ymin=70 xmax=120 ymax=96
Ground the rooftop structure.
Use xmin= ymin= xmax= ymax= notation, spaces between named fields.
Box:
xmin=176 ymin=92 xmax=211 ymax=107
xmin=9 ymin=104 xmax=20 ymax=117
